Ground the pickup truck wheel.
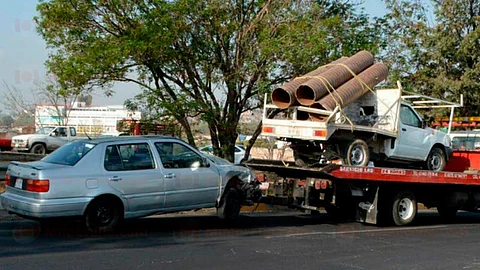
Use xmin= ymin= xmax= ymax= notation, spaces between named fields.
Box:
xmin=30 ymin=143 xmax=46 ymax=155
xmin=391 ymin=190 xmax=417 ymax=226
xmin=217 ymin=188 xmax=241 ymax=220
xmin=346 ymin=139 xmax=370 ymax=167
xmin=425 ymin=147 xmax=446 ymax=172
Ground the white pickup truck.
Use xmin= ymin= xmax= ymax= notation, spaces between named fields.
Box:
xmin=11 ymin=126 xmax=79 ymax=155
xmin=261 ymin=81 xmax=462 ymax=171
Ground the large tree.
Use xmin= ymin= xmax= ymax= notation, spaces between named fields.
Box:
xmin=382 ymin=0 xmax=480 ymax=115
xmin=36 ymin=0 xmax=386 ymax=161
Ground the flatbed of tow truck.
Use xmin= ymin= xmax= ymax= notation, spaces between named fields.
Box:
xmin=245 ymin=159 xmax=480 ymax=226
xmin=246 ymin=159 xmax=480 ymax=185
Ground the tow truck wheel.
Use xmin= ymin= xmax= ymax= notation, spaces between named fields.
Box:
xmin=391 ymin=190 xmax=417 ymax=226
xmin=346 ymin=139 xmax=370 ymax=167
xmin=425 ymin=147 xmax=446 ymax=172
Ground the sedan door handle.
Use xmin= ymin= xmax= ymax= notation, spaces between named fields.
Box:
xmin=402 ymin=128 xmax=407 ymax=131
xmin=108 ymin=176 xmax=122 ymax=181
xmin=164 ymin=173 xmax=176 ymax=179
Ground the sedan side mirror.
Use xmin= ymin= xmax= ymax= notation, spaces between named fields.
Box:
xmin=201 ymin=157 xmax=210 ymax=168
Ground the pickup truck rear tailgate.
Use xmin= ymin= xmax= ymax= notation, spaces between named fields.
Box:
xmin=262 ymin=119 xmax=329 ymax=140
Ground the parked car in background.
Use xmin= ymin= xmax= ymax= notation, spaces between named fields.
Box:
xmin=11 ymin=126 xmax=79 ymax=155
xmin=1 ymin=136 xmax=261 ymax=233
xmin=199 ymin=144 xmax=247 ymax=164
xmin=449 ymin=131 xmax=480 ymax=151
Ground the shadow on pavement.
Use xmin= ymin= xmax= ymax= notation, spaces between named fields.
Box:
xmin=1 ymin=210 xmax=480 ymax=258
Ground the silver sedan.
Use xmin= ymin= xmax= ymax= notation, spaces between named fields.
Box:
xmin=1 ymin=136 xmax=261 ymax=233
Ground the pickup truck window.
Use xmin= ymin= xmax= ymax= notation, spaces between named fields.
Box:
xmin=56 ymin=127 xmax=68 ymax=137
xmin=400 ymin=105 xmax=422 ymax=128
xmin=70 ymin=127 xmax=77 ymax=137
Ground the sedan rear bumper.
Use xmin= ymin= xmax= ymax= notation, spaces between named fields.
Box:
xmin=0 ymin=192 xmax=91 ymax=219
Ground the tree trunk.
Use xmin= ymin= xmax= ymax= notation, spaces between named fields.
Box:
xmin=179 ymin=118 xmax=196 ymax=147
xmin=217 ymin=125 xmax=238 ymax=163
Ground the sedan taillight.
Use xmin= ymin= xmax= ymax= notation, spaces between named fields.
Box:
xmin=5 ymin=174 xmax=10 ymax=186
xmin=26 ymin=179 xmax=49 ymax=193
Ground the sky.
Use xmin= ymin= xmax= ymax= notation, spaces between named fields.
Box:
xmin=0 ymin=0 xmax=389 ymax=111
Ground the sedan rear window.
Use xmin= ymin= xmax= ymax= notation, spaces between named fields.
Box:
xmin=42 ymin=141 xmax=97 ymax=166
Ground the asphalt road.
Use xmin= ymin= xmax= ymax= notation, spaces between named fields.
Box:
xmin=1 ymin=210 xmax=480 ymax=270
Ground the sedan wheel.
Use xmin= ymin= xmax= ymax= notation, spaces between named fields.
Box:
xmin=85 ymin=198 xmax=121 ymax=233
xmin=217 ymin=189 xmax=241 ymax=220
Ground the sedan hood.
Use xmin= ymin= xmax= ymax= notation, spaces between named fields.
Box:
xmin=216 ymin=163 xmax=255 ymax=183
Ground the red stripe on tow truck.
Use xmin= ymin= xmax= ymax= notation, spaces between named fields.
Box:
xmin=329 ymin=166 xmax=480 ymax=185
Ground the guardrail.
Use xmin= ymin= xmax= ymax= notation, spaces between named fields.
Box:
xmin=0 ymin=152 xmax=45 ymax=181
xmin=0 ymin=151 xmax=45 ymax=162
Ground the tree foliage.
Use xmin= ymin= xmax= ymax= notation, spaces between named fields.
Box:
xmin=36 ymin=0 xmax=387 ymax=161
xmin=383 ymin=0 xmax=480 ymax=115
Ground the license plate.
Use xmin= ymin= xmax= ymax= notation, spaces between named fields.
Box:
xmin=288 ymin=128 xmax=299 ymax=136
xmin=15 ymin=179 xmax=23 ymax=189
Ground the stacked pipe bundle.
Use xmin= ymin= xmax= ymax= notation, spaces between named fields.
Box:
xmin=309 ymin=63 xmax=389 ymax=121
xmin=271 ymin=56 xmax=349 ymax=109
xmin=269 ymin=50 xmax=388 ymax=121
xmin=295 ymin=50 xmax=374 ymax=106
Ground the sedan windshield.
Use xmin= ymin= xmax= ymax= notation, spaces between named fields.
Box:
xmin=36 ymin=127 xmax=55 ymax=134
xmin=42 ymin=141 xmax=97 ymax=166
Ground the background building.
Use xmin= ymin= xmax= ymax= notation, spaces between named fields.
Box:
xmin=35 ymin=102 xmax=142 ymax=134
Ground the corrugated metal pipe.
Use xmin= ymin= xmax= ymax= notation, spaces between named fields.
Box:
xmin=295 ymin=50 xmax=374 ymax=106
xmin=309 ymin=63 xmax=389 ymax=121
xmin=271 ymin=57 xmax=348 ymax=109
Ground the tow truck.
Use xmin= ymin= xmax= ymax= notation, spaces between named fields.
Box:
xmin=244 ymin=81 xmax=476 ymax=226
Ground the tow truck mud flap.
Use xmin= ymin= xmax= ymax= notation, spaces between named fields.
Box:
xmin=356 ymin=185 xmax=379 ymax=224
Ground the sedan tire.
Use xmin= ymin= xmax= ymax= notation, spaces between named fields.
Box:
xmin=217 ymin=188 xmax=241 ymax=220
xmin=85 ymin=198 xmax=121 ymax=234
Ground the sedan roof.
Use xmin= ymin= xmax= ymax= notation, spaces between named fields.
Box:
xmin=77 ymin=135 xmax=180 ymax=144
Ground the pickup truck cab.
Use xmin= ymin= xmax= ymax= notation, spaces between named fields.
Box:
xmin=11 ymin=126 xmax=78 ymax=155
xmin=261 ymin=81 xmax=461 ymax=171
